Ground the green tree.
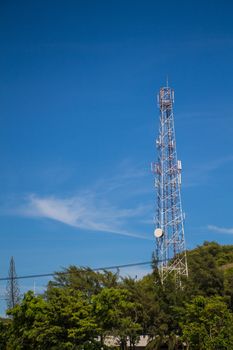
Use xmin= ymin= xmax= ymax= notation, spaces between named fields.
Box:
xmin=4 ymin=242 xmax=233 ymax=350
xmin=46 ymin=286 xmax=98 ymax=348
xmin=7 ymin=289 xmax=98 ymax=349
xmin=182 ymin=243 xmax=224 ymax=298
xmin=92 ymin=287 xmax=141 ymax=350
xmin=223 ymin=267 xmax=233 ymax=309
xmin=49 ymin=266 xmax=119 ymax=298
xmin=0 ymin=318 xmax=10 ymax=349
xmin=180 ymin=295 xmax=233 ymax=350
xmin=7 ymin=291 xmax=49 ymax=349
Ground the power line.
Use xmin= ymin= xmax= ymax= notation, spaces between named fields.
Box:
xmin=0 ymin=261 xmax=154 ymax=282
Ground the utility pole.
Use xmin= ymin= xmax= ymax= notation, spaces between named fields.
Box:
xmin=152 ymin=84 xmax=188 ymax=285
xmin=6 ymin=256 xmax=20 ymax=309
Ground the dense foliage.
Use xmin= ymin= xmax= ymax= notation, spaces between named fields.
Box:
xmin=1 ymin=241 xmax=233 ymax=349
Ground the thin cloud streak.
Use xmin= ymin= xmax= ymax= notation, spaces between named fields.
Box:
xmin=17 ymin=194 xmax=151 ymax=240
xmin=93 ymin=160 xmax=149 ymax=196
xmin=2 ymin=161 xmax=153 ymax=240
xmin=183 ymin=155 xmax=233 ymax=188
xmin=207 ymin=225 xmax=233 ymax=235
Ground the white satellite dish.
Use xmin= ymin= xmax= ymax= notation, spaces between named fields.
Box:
xmin=154 ymin=228 xmax=163 ymax=238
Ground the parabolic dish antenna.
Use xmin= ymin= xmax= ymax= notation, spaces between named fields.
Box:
xmin=154 ymin=228 xmax=163 ymax=238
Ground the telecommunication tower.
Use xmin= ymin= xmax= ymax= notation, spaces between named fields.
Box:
xmin=152 ymin=84 xmax=188 ymax=285
xmin=6 ymin=256 xmax=20 ymax=309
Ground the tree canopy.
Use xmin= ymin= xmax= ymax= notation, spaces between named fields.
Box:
xmin=1 ymin=241 xmax=233 ymax=349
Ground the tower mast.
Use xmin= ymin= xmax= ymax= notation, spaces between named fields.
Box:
xmin=6 ymin=256 xmax=20 ymax=309
xmin=153 ymin=84 xmax=188 ymax=285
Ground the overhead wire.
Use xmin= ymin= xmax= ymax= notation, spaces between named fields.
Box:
xmin=0 ymin=260 xmax=156 ymax=282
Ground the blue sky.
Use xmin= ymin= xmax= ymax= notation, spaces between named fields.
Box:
xmin=1 ymin=0 xmax=233 ymax=312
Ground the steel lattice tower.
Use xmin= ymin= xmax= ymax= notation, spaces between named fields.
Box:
xmin=152 ymin=84 xmax=188 ymax=285
xmin=6 ymin=256 xmax=20 ymax=309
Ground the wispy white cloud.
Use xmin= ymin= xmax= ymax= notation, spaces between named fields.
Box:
xmin=197 ymin=155 xmax=233 ymax=172
xmin=93 ymin=159 xmax=149 ymax=196
xmin=2 ymin=160 xmax=154 ymax=240
xmin=16 ymin=193 xmax=151 ymax=240
xmin=183 ymin=155 xmax=233 ymax=188
xmin=207 ymin=225 xmax=233 ymax=235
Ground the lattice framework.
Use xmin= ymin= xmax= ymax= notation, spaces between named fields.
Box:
xmin=152 ymin=85 xmax=188 ymax=285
